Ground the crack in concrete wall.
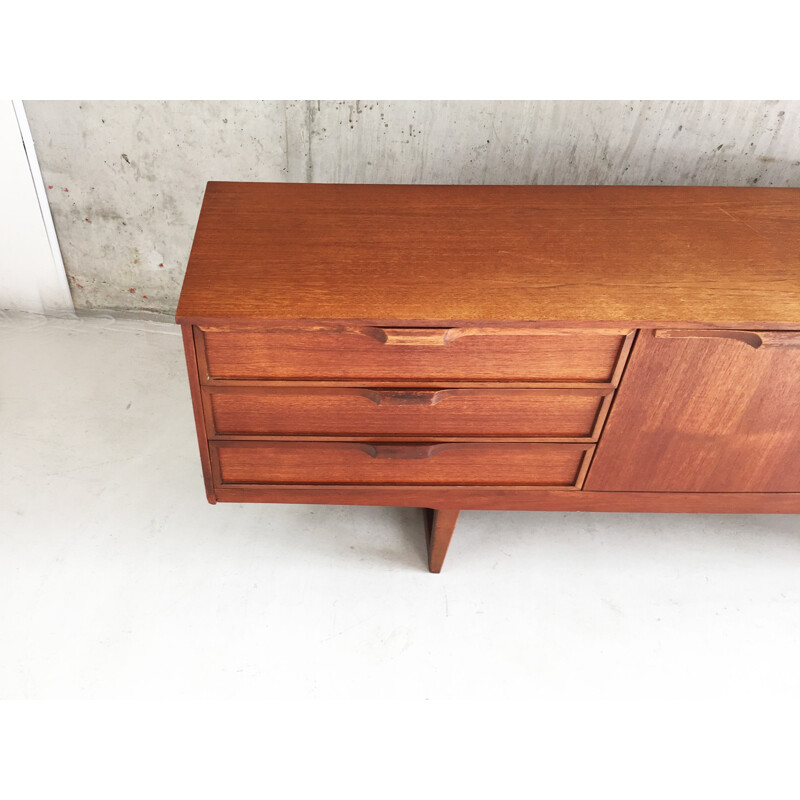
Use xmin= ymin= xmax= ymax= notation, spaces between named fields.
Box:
xmin=23 ymin=100 xmax=800 ymax=314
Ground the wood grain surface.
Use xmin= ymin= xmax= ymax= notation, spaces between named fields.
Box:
xmin=176 ymin=183 xmax=800 ymax=326
xmin=212 ymin=441 xmax=593 ymax=488
xmin=180 ymin=325 xmax=216 ymax=504
xmin=586 ymin=329 xmax=800 ymax=492
xmin=424 ymin=509 xmax=460 ymax=573
xmin=204 ymin=386 xmax=613 ymax=440
xmin=199 ymin=326 xmax=631 ymax=384
xmin=177 ymin=184 xmax=800 ymax=572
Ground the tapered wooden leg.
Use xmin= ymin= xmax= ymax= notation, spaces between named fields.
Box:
xmin=423 ymin=508 xmax=460 ymax=573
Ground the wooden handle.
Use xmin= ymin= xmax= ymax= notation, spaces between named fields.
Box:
xmin=371 ymin=328 xmax=453 ymax=346
xmin=360 ymin=444 xmax=440 ymax=460
xmin=754 ymin=332 xmax=800 ymax=349
xmin=364 ymin=326 xmax=633 ymax=344
xmin=655 ymin=330 xmax=800 ymax=349
xmin=360 ymin=390 xmax=444 ymax=406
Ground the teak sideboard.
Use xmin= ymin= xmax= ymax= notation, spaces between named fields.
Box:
xmin=176 ymin=182 xmax=800 ymax=572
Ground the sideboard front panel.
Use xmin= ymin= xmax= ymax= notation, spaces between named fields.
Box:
xmin=586 ymin=329 xmax=800 ymax=492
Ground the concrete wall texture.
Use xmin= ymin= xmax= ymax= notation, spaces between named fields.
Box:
xmin=24 ymin=100 xmax=800 ymax=315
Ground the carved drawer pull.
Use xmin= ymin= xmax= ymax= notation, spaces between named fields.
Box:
xmin=756 ymin=332 xmax=800 ymax=348
xmin=359 ymin=389 xmax=444 ymax=406
xmin=359 ymin=444 xmax=441 ymax=459
xmin=361 ymin=326 xmax=632 ymax=345
xmin=655 ymin=329 xmax=800 ymax=349
xmin=373 ymin=328 xmax=453 ymax=346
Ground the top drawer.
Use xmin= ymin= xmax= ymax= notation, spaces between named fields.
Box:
xmin=197 ymin=326 xmax=634 ymax=385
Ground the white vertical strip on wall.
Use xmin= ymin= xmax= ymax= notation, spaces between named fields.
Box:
xmin=0 ymin=100 xmax=73 ymax=314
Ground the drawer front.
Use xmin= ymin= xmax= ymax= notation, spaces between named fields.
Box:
xmin=199 ymin=326 xmax=633 ymax=384
xmin=206 ymin=387 xmax=612 ymax=440
xmin=212 ymin=441 xmax=594 ymax=487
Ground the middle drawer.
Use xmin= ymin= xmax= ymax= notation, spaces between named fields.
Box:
xmin=203 ymin=386 xmax=613 ymax=441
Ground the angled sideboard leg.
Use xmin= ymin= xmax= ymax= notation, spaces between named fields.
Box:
xmin=423 ymin=509 xmax=460 ymax=573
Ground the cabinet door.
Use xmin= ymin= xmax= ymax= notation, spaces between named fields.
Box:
xmin=586 ymin=329 xmax=800 ymax=492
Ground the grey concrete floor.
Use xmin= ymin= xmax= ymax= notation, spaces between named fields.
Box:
xmin=2 ymin=312 xmax=800 ymax=795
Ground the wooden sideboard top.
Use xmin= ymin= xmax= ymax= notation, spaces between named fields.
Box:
xmin=176 ymin=182 xmax=800 ymax=327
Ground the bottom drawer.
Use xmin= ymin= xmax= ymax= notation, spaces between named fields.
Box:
xmin=212 ymin=441 xmax=594 ymax=488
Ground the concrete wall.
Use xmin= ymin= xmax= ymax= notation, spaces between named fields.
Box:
xmin=24 ymin=100 xmax=800 ymax=315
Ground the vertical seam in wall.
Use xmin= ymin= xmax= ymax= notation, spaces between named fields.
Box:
xmin=305 ymin=100 xmax=314 ymax=182
xmin=283 ymin=100 xmax=291 ymax=178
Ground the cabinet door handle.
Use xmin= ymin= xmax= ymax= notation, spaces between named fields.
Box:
xmin=655 ymin=330 xmax=800 ymax=349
